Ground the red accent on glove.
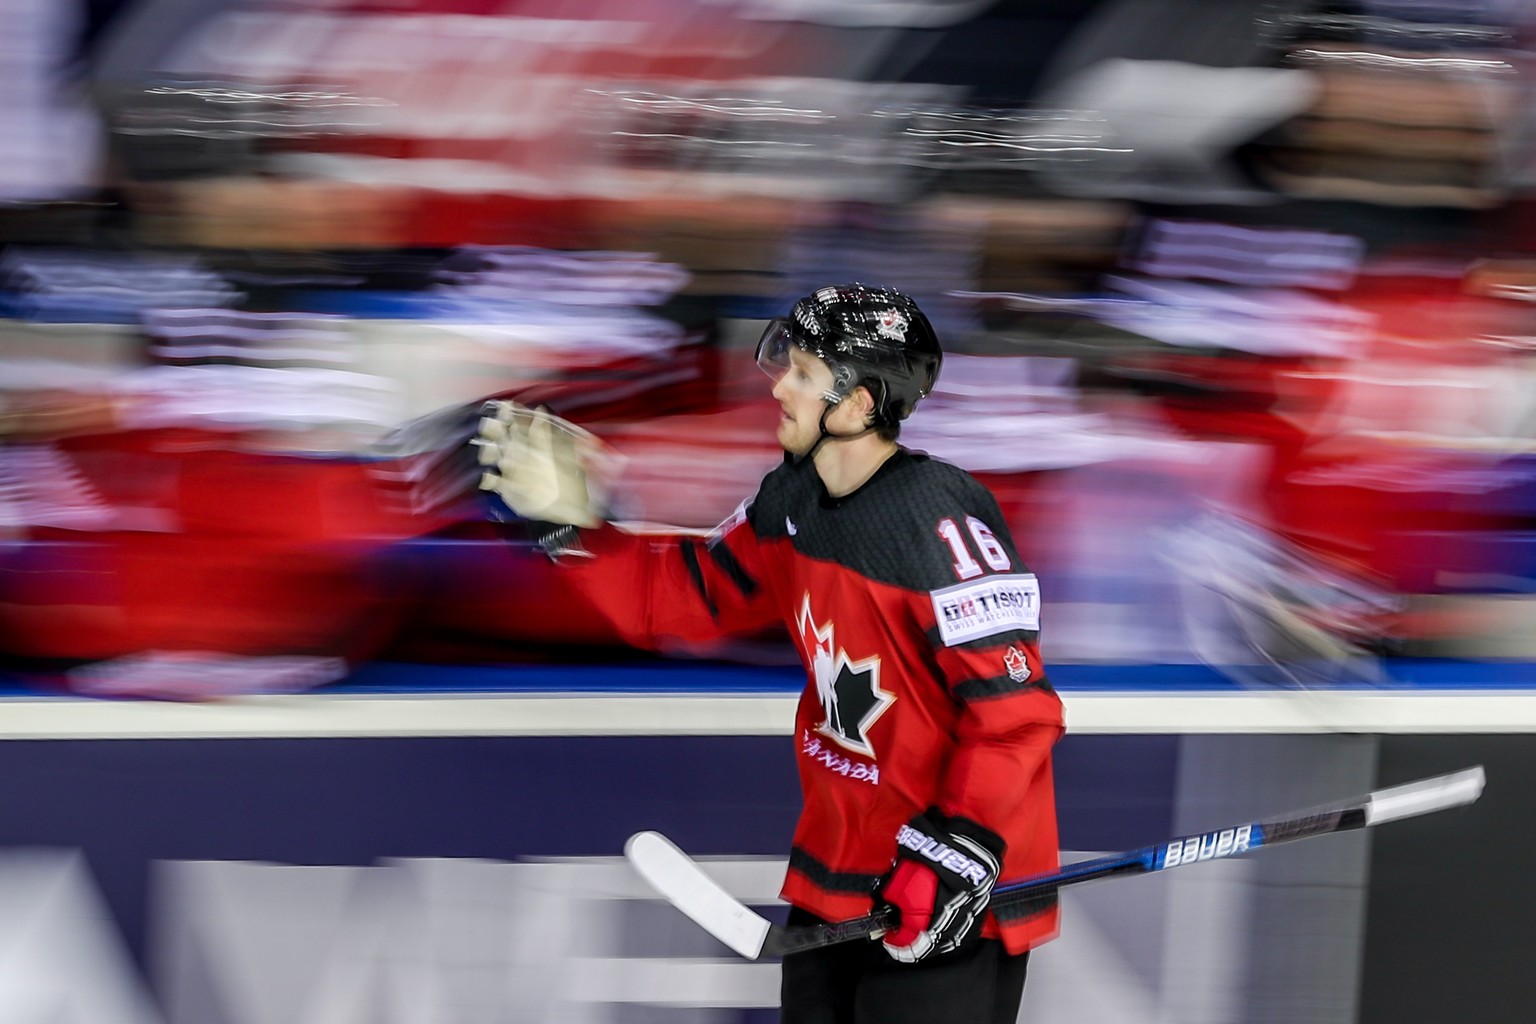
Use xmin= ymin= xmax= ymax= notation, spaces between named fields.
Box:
xmin=880 ymin=859 xmax=939 ymax=948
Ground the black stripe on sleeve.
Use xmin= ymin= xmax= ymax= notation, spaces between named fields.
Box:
xmin=678 ymin=541 xmax=719 ymax=619
xmin=705 ymin=536 xmax=759 ymax=599
xmin=953 ymin=673 xmax=1057 ymax=702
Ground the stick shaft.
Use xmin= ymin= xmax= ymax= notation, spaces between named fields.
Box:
xmin=762 ymin=766 xmax=1482 ymax=957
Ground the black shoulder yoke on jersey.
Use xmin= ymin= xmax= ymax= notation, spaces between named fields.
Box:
xmin=747 ymin=449 xmax=1025 ymax=592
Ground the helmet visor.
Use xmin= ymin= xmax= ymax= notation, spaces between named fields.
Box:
xmin=754 ymin=318 xmax=852 ymax=406
xmin=754 ymin=318 xmax=794 ymax=380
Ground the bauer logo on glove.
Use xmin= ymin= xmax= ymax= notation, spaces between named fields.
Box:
xmin=472 ymin=401 xmax=617 ymax=529
xmin=893 ymin=822 xmax=994 ymax=886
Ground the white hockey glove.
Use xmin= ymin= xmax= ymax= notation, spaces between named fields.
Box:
xmin=875 ymin=809 xmax=1004 ymax=963
xmin=473 ymin=400 xmax=608 ymax=529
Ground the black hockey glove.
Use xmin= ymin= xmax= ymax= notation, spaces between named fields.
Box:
xmin=875 ymin=808 xmax=1004 ymax=963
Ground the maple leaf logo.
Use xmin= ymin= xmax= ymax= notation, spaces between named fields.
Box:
xmin=1004 ymin=646 xmax=1030 ymax=683
xmin=875 ymin=308 xmax=908 ymax=341
xmin=797 ymin=593 xmax=894 ymax=758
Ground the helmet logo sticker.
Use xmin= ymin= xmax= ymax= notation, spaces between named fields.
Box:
xmin=793 ymin=304 xmax=822 ymax=335
xmin=875 ymin=309 xmax=908 ymax=341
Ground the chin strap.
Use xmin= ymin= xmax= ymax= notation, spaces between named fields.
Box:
xmin=795 ymin=403 xmax=879 ymax=464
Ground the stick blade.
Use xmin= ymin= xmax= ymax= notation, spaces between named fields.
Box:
xmin=624 ymin=831 xmax=774 ymax=960
xmin=1365 ymin=765 xmax=1485 ymax=825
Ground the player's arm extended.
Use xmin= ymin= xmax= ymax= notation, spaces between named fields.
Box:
xmin=475 ymin=400 xmax=779 ymax=650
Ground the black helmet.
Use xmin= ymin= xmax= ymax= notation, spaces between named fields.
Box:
xmin=755 ymin=284 xmax=942 ymax=427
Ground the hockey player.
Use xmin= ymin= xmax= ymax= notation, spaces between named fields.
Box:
xmin=476 ymin=284 xmax=1064 ymax=1024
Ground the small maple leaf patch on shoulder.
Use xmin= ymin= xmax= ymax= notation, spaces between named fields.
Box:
xmin=1004 ymin=646 xmax=1030 ymax=682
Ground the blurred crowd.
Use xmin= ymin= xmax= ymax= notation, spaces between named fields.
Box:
xmin=5 ymin=0 xmax=1536 ymax=697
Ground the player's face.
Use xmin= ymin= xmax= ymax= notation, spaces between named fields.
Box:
xmin=770 ymin=347 xmax=836 ymax=456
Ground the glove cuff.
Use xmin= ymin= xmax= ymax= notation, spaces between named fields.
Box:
xmin=934 ymin=810 xmax=1006 ymax=864
xmin=482 ymin=493 xmax=593 ymax=563
xmin=534 ymin=522 xmax=593 ymax=561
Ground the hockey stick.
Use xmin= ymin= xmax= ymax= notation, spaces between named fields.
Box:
xmin=625 ymin=765 xmax=1484 ymax=960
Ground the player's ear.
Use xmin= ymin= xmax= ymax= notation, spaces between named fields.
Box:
xmin=851 ymin=384 xmax=878 ymax=426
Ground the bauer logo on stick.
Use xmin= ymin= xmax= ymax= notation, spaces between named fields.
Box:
xmin=1159 ymin=825 xmax=1256 ymax=868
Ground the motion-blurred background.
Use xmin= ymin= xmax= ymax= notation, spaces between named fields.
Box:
xmin=7 ymin=0 xmax=1536 ymax=690
xmin=0 ymin=1 xmax=1532 ymax=1021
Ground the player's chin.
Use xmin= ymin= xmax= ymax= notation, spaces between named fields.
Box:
xmin=776 ymin=421 xmax=808 ymax=455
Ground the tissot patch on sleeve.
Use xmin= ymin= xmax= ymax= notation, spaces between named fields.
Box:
xmin=930 ymin=574 xmax=1041 ymax=646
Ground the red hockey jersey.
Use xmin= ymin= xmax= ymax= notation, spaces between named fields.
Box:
xmin=564 ymin=449 xmax=1064 ymax=954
